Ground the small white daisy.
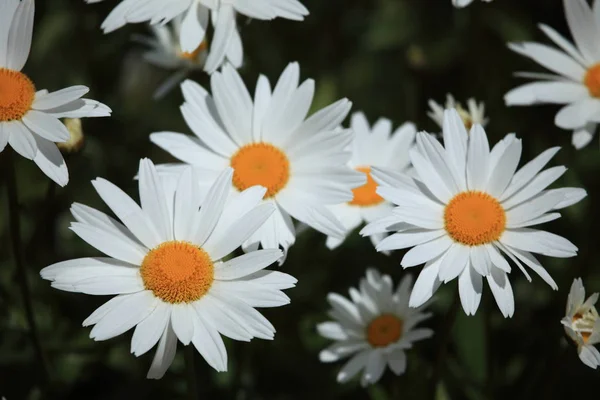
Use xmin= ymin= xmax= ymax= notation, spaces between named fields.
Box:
xmin=89 ymin=0 xmax=308 ymax=73
xmin=151 ymin=63 xmax=365 ymax=258
xmin=505 ymin=0 xmax=600 ymax=149
xmin=318 ymin=269 xmax=432 ymax=386
xmin=453 ymin=0 xmax=493 ymax=8
xmin=428 ymin=94 xmax=487 ymax=130
xmin=361 ymin=109 xmax=586 ymax=317
xmin=41 ymin=159 xmax=296 ymax=379
xmin=326 ymin=112 xmax=416 ymax=249
xmin=0 ymin=0 xmax=111 ymax=186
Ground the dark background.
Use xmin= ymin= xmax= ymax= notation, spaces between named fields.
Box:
xmin=1 ymin=0 xmax=598 ymax=398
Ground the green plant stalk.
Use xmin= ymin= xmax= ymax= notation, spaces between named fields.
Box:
xmin=184 ymin=345 xmax=199 ymax=400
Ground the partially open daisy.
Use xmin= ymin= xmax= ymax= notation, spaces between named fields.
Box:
xmin=428 ymin=94 xmax=487 ymax=131
xmin=505 ymin=0 xmax=600 ymax=149
xmin=361 ymin=109 xmax=586 ymax=317
xmin=90 ymin=0 xmax=307 ymax=73
xmin=318 ymin=269 xmax=432 ymax=386
xmin=151 ymin=63 xmax=364 ymax=257
xmin=41 ymin=159 xmax=296 ymax=378
xmin=0 ymin=0 xmax=111 ymax=186
xmin=326 ymin=112 xmax=416 ymax=249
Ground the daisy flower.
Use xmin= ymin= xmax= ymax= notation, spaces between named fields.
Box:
xmin=361 ymin=109 xmax=586 ymax=317
xmin=453 ymin=0 xmax=493 ymax=8
xmin=89 ymin=0 xmax=308 ymax=73
xmin=0 ymin=0 xmax=111 ymax=186
xmin=317 ymin=269 xmax=432 ymax=386
xmin=505 ymin=0 xmax=600 ymax=149
xmin=326 ymin=112 xmax=416 ymax=249
xmin=40 ymin=159 xmax=296 ymax=379
xmin=151 ymin=63 xmax=364 ymax=257
xmin=428 ymin=94 xmax=487 ymax=130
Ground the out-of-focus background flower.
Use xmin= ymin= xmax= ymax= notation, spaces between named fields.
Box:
xmin=1 ymin=0 xmax=598 ymax=398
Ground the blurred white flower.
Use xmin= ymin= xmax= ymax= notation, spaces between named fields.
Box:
xmin=317 ymin=269 xmax=432 ymax=386
xmin=428 ymin=94 xmax=487 ymax=130
xmin=326 ymin=112 xmax=416 ymax=250
xmin=453 ymin=0 xmax=493 ymax=8
xmin=505 ymin=0 xmax=600 ymax=149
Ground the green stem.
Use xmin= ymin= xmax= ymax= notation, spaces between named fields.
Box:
xmin=184 ymin=345 xmax=199 ymax=400
xmin=431 ymin=293 xmax=461 ymax=399
xmin=5 ymin=149 xmax=49 ymax=384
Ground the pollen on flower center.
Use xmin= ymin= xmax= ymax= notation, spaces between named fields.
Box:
xmin=180 ymin=40 xmax=208 ymax=61
xmin=230 ymin=142 xmax=290 ymax=198
xmin=349 ymin=166 xmax=384 ymax=206
xmin=366 ymin=314 xmax=403 ymax=347
xmin=0 ymin=68 xmax=36 ymax=122
xmin=444 ymin=191 xmax=506 ymax=246
xmin=584 ymin=64 xmax=600 ymax=98
xmin=140 ymin=241 xmax=214 ymax=304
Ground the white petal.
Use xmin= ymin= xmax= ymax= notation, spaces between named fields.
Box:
xmin=214 ymin=249 xmax=282 ymax=280
xmin=131 ymin=302 xmax=171 ymax=356
xmin=192 ymin=168 xmax=233 ymax=246
xmin=458 ymin=265 xmax=483 ymax=316
xmin=191 ymin=313 xmax=228 ymax=372
xmin=90 ymin=291 xmax=156 ymax=341
xmin=32 ymin=86 xmax=90 ymax=110
xmin=32 ymin=135 xmax=68 ymax=187
xmin=171 ymin=303 xmax=195 ymax=345
xmin=486 ymin=268 xmax=515 ymax=318
xmin=147 ymin=324 xmax=178 ymax=379
xmin=6 ymin=0 xmax=34 ymax=71
xmin=6 ymin=121 xmax=37 ymax=159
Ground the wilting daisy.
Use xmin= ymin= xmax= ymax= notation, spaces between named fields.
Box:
xmin=453 ymin=0 xmax=493 ymax=8
xmin=428 ymin=94 xmax=487 ymax=130
xmin=505 ymin=0 xmax=600 ymax=149
xmin=361 ymin=109 xmax=586 ymax=317
xmin=151 ymin=63 xmax=364 ymax=257
xmin=562 ymin=278 xmax=600 ymax=368
xmin=41 ymin=159 xmax=296 ymax=378
xmin=326 ymin=112 xmax=416 ymax=249
xmin=90 ymin=0 xmax=308 ymax=73
xmin=0 ymin=0 xmax=110 ymax=186
xmin=318 ymin=269 xmax=432 ymax=386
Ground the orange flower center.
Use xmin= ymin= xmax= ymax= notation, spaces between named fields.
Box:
xmin=444 ymin=191 xmax=506 ymax=246
xmin=230 ymin=142 xmax=290 ymax=198
xmin=349 ymin=166 xmax=384 ymax=206
xmin=0 ymin=68 xmax=35 ymax=122
xmin=584 ymin=64 xmax=600 ymax=98
xmin=366 ymin=314 xmax=403 ymax=347
xmin=582 ymin=331 xmax=592 ymax=344
xmin=180 ymin=40 xmax=208 ymax=61
xmin=140 ymin=241 xmax=214 ymax=303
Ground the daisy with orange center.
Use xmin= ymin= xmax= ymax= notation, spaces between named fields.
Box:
xmin=151 ymin=63 xmax=365 ymax=258
xmin=0 ymin=0 xmax=110 ymax=186
xmin=361 ymin=109 xmax=587 ymax=318
xmin=318 ymin=270 xmax=432 ymax=386
xmin=41 ymin=159 xmax=296 ymax=379
xmin=505 ymin=0 xmax=600 ymax=149
xmin=325 ymin=112 xmax=416 ymax=250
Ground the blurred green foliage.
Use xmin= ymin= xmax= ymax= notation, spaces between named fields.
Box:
xmin=1 ymin=0 xmax=599 ymax=399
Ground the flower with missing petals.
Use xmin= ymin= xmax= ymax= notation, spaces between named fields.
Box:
xmin=428 ymin=94 xmax=487 ymax=131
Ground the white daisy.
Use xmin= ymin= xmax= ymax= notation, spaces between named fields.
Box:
xmin=361 ymin=109 xmax=587 ymax=317
xmin=505 ymin=0 xmax=600 ymax=149
xmin=40 ymin=159 xmax=296 ymax=379
xmin=0 ymin=0 xmax=111 ymax=186
xmin=564 ymin=320 xmax=600 ymax=369
xmin=150 ymin=63 xmax=364 ymax=258
xmin=89 ymin=0 xmax=308 ymax=73
xmin=428 ymin=94 xmax=487 ymax=130
xmin=317 ymin=269 xmax=432 ymax=386
xmin=326 ymin=112 xmax=416 ymax=250
xmin=453 ymin=0 xmax=493 ymax=8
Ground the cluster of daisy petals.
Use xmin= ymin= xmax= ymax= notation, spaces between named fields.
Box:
xmin=0 ymin=0 xmax=597 ymax=389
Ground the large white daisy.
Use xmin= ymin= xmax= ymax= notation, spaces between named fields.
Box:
xmin=151 ymin=63 xmax=364 ymax=257
xmin=318 ymin=269 xmax=432 ymax=386
xmin=361 ymin=109 xmax=587 ymax=317
xmin=326 ymin=112 xmax=416 ymax=250
xmin=89 ymin=0 xmax=308 ymax=73
xmin=0 ymin=0 xmax=111 ymax=186
xmin=505 ymin=0 xmax=600 ymax=149
xmin=40 ymin=159 xmax=296 ymax=379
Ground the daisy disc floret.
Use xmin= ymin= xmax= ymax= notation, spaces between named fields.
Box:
xmin=151 ymin=63 xmax=365 ymax=257
xmin=361 ymin=109 xmax=587 ymax=317
xmin=505 ymin=0 xmax=600 ymax=149
xmin=41 ymin=159 xmax=296 ymax=379
xmin=317 ymin=270 xmax=433 ymax=386
xmin=0 ymin=0 xmax=111 ymax=185
xmin=326 ymin=112 xmax=416 ymax=249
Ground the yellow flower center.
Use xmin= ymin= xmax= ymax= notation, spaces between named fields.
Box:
xmin=230 ymin=142 xmax=290 ymax=198
xmin=179 ymin=40 xmax=208 ymax=61
xmin=444 ymin=191 xmax=506 ymax=246
xmin=584 ymin=64 xmax=600 ymax=98
xmin=582 ymin=331 xmax=592 ymax=344
xmin=140 ymin=241 xmax=214 ymax=303
xmin=0 ymin=68 xmax=35 ymax=122
xmin=349 ymin=166 xmax=384 ymax=206
xmin=366 ymin=314 xmax=403 ymax=347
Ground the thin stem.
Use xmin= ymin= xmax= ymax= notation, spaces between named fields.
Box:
xmin=184 ymin=345 xmax=199 ymax=400
xmin=5 ymin=149 xmax=49 ymax=384
xmin=430 ymin=293 xmax=461 ymax=399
